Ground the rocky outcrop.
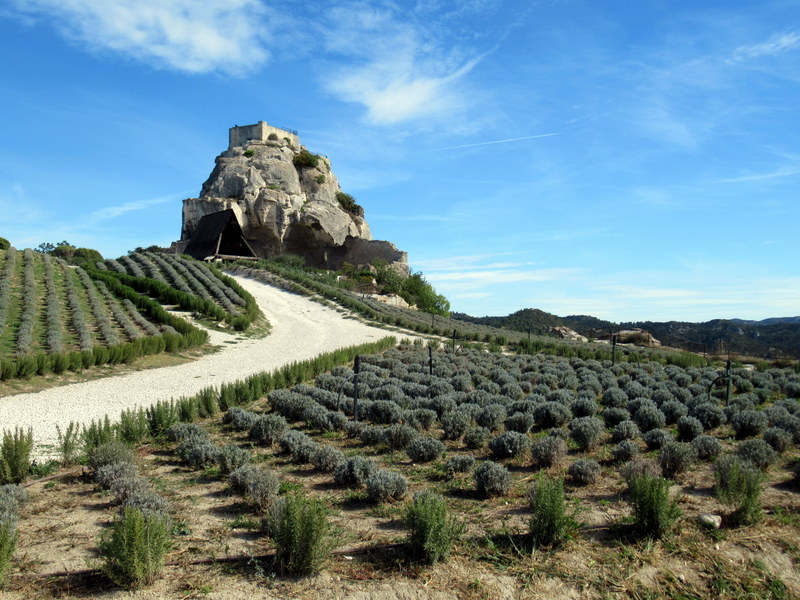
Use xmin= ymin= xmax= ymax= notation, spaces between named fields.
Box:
xmin=551 ymin=326 xmax=588 ymax=343
xmin=181 ymin=123 xmax=408 ymax=273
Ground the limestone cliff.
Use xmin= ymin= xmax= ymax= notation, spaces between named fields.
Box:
xmin=181 ymin=122 xmax=408 ymax=273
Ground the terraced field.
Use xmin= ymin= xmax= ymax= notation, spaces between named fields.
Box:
xmin=2 ymin=334 xmax=798 ymax=598
xmin=0 ymin=249 xmax=266 ymax=381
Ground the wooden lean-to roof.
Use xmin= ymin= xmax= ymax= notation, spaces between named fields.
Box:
xmin=184 ymin=209 xmax=256 ymax=260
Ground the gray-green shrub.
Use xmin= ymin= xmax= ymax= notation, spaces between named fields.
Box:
xmin=366 ymin=470 xmax=408 ymax=502
xmin=677 ymin=416 xmax=703 ymax=442
xmin=122 ymin=491 xmax=170 ymax=518
xmin=505 ymin=412 xmax=535 ymax=433
xmin=612 ymin=420 xmax=640 ymax=443
xmin=659 ymin=442 xmax=697 ymax=478
xmin=179 ymin=438 xmax=220 ymax=469
xmin=310 ymin=445 xmax=345 ymax=472
xmin=567 ymin=459 xmax=600 ymax=486
xmin=531 ymin=436 xmax=567 ymax=470
xmin=602 ymin=407 xmax=630 ymax=427
xmin=643 ymin=428 xmax=673 ymax=451
xmin=735 ymin=438 xmax=776 ymax=470
xmin=441 ymin=411 xmax=470 ymax=440
xmin=463 ymin=426 xmax=489 ymax=449
xmin=489 ymin=431 xmax=531 ymax=459
xmin=407 ymin=437 xmax=445 ymax=463
xmin=445 ymin=455 xmax=475 ymax=475
xmin=731 ymin=410 xmax=768 ymax=439
xmin=634 ymin=406 xmax=666 ymax=432
xmin=95 ymin=462 xmax=137 ymax=489
xmin=216 ymin=444 xmax=250 ymax=475
xmin=660 ymin=400 xmax=688 ymax=425
xmin=334 ymin=456 xmax=378 ymax=488
xmin=474 ymin=461 xmax=511 ymax=497
xmin=568 ymin=416 xmax=604 ymax=451
xmin=763 ymin=427 xmax=791 ymax=453
xmin=89 ymin=441 xmax=135 ymax=474
xmin=224 ymin=407 xmax=258 ymax=431
xmin=612 ymin=439 xmax=640 ymax=463
xmin=383 ymin=424 xmax=419 ymax=451
xmin=692 ymin=435 xmax=721 ymax=461
xmin=228 ymin=465 xmax=279 ymax=511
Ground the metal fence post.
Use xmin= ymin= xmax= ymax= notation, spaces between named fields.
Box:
xmin=353 ymin=355 xmax=361 ymax=422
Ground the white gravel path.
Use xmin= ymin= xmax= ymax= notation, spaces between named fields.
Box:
xmin=0 ymin=274 xmax=391 ymax=457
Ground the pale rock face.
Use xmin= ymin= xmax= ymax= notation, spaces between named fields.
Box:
xmin=181 ymin=134 xmax=404 ymax=272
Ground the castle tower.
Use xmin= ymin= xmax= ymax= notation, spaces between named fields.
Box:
xmin=228 ymin=121 xmax=300 ymax=149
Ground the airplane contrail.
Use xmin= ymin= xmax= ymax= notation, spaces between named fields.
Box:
xmin=426 ymin=132 xmax=561 ymax=152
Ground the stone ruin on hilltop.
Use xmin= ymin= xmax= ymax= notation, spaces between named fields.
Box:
xmin=177 ymin=121 xmax=408 ymax=274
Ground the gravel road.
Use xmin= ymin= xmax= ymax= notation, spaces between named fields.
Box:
xmin=0 ymin=274 xmax=390 ymax=457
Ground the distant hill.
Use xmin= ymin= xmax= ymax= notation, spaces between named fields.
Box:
xmin=452 ymin=309 xmax=800 ymax=360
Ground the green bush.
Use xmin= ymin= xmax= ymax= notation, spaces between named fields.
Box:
xmin=627 ymin=474 xmax=680 ymax=539
xmin=335 ymin=192 xmax=362 ymax=216
xmin=292 ymin=150 xmax=320 ymax=169
xmin=99 ymin=506 xmax=171 ymax=588
xmin=0 ymin=428 xmax=33 ymax=484
xmin=404 ymin=491 xmax=464 ymax=564
xmin=0 ymin=237 xmax=9 ymax=250
xmin=264 ymin=493 xmax=331 ymax=575
xmin=715 ymin=455 xmax=763 ymax=526
xmin=528 ymin=476 xmax=578 ymax=548
xmin=0 ymin=517 xmax=16 ymax=586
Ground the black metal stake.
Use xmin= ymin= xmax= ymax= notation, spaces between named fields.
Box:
xmin=353 ymin=355 xmax=361 ymax=422
xmin=611 ymin=333 xmax=618 ymax=366
xmin=725 ymin=359 xmax=732 ymax=406
xmin=428 ymin=345 xmax=433 ymax=375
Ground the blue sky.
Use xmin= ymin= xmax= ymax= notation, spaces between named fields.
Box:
xmin=1 ymin=1 xmax=798 ymax=323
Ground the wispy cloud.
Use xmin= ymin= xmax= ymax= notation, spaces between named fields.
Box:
xmin=414 ymin=252 xmax=523 ymax=271
xmin=729 ymin=31 xmax=800 ymax=63
xmin=370 ymin=214 xmax=458 ymax=222
xmin=6 ymin=0 xmax=273 ymax=75
xmin=429 ymin=268 xmax=579 ymax=285
xmin=85 ymin=193 xmax=179 ymax=225
xmin=425 ymin=133 xmax=560 ymax=152
xmin=319 ymin=3 xmax=489 ymax=125
xmin=714 ymin=167 xmax=800 ymax=184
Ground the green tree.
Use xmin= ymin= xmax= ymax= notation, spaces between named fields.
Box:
xmin=402 ymin=272 xmax=450 ymax=317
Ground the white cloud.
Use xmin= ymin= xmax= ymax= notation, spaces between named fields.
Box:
xmin=425 ymin=133 xmax=560 ymax=152
xmin=8 ymin=0 xmax=272 ymax=75
xmin=429 ymin=268 xmax=578 ymax=285
xmin=730 ymin=31 xmax=800 ymax=62
xmin=414 ymin=252 xmax=523 ymax=271
xmin=714 ymin=167 xmax=800 ymax=184
xmin=319 ymin=4 xmax=486 ymax=125
xmin=85 ymin=193 xmax=180 ymax=225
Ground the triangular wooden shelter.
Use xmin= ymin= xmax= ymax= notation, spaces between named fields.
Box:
xmin=184 ymin=209 xmax=256 ymax=260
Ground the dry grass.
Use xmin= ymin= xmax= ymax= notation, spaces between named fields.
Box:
xmin=1 ymin=389 xmax=798 ymax=598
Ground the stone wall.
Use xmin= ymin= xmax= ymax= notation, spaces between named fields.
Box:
xmin=228 ymin=122 xmax=300 ymax=149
